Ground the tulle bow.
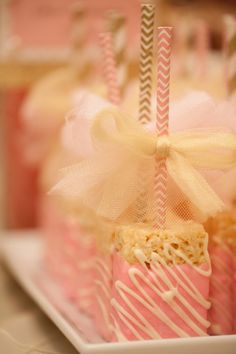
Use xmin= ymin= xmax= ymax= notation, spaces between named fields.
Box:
xmin=52 ymin=105 xmax=236 ymax=223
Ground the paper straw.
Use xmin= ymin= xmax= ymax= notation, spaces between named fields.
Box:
xmin=154 ymin=27 xmax=172 ymax=229
xmin=99 ymin=32 xmax=120 ymax=105
xmin=224 ymin=15 xmax=236 ymax=97
xmin=70 ymin=4 xmax=92 ymax=80
xmin=71 ymin=4 xmax=87 ymax=49
xmin=138 ymin=3 xmax=155 ymax=124
xmin=107 ymin=12 xmax=127 ymax=97
xmin=135 ymin=3 xmax=155 ymax=222
xmin=195 ymin=19 xmax=210 ymax=79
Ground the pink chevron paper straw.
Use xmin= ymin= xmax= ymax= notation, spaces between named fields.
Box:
xmin=154 ymin=27 xmax=172 ymax=229
xmin=96 ymin=30 xmax=121 ymax=340
xmin=99 ymin=32 xmax=120 ymax=105
xmin=195 ymin=19 xmax=210 ymax=79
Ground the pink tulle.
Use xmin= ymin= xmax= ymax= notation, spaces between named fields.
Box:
xmin=170 ymin=93 xmax=235 ymax=134
xmin=170 ymin=93 xmax=236 ymax=204
xmin=62 ymin=90 xmax=112 ymax=159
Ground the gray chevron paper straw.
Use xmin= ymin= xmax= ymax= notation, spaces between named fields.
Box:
xmin=136 ymin=3 xmax=155 ymax=223
xmin=107 ymin=11 xmax=127 ymax=98
xmin=138 ymin=3 xmax=155 ymax=124
xmin=224 ymin=15 xmax=236 ymax=97
xmin=70 ymin=3 xmax=92 ymax=80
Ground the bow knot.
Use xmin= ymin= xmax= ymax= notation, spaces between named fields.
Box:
xmin=156 ymin=135 xmax=170 ymax=159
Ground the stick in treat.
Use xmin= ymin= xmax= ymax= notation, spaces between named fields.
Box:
xmin=136 ymin=3 xmax=155 ymax=222
xmin=224 ymin=15 xmax=236 ymax=97
xmin=99 ymin=32 xmax=121 ymax=105
xmin=95 ymin=25 xmax=121 ymax=341
xmin=71 ymin=4 xmax=93 ymax=80
xmin=138 ymin=3 xmax=155 ymax=125
xmin=154 ymin=27 xmax=172 ymax=229
xmin=107 ymin=11 xmax=128 ymax=98
xmin=71 ymin=3 xmax=86 ymax=49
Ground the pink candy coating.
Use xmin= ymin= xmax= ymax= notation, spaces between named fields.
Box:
xmin=111 ymin=251 xmax=210 ymax=341
xmin=208 ymin=246 xmax=234 ymax=335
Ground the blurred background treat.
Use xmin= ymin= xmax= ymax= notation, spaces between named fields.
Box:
xmin=0 ymin=0 xmax=140 ymax=229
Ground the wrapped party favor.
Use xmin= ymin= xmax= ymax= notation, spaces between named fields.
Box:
xmin=55 ymin=92 xmax=112 ymax=309
xmin=38 ymin=9 xmax=131 ymax=309
xmin=48 ymin=10 xmax=130 ymax=321
xmin=21 ymin=73 xmax=106 ymax=301
xmin=52 ymin=86 xmax=236 ymax=341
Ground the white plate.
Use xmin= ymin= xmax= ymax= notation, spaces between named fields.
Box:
xmin=1 ymin=230 xmax=236 ymax=354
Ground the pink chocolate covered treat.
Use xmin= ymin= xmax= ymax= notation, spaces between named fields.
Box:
xmin=75 ymin=231 xmax=96 ymax=315
xmin=111 ymin=223 xmax=211 ymax=341
xmin=208 ymin=244 xmax=233 ymax=334
xmin=93 ymin=222 xmax=114 ymax=341
xmin=72 ymin=210 xmax=98 ymax=316
xmin=41 ymin=196 xmax=69 ymax=283
xmin=94 ymin=251 xmax=112 ymax=340
xmin=59 ymin=219 xmax=82 ymax=301
xmin=205 ymin=212 xmax=236 ymax=335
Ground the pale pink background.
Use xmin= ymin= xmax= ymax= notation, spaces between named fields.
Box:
xmin=9 ymin=0 xmax=140 ymax=48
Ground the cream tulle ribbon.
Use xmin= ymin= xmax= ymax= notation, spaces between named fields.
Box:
xmin=52 ymin=106 xmax=236 ymax=222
